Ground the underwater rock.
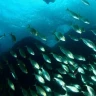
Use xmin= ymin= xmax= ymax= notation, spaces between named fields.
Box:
xmin=0 ymin=30 xmax=96 ymax=96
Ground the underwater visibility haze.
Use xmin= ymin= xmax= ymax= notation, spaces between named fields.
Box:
xmin=0 ymin=0 xmax=96 ymax=96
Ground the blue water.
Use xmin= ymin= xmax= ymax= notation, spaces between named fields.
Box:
xmin=0 ymin=0 xmax=96 ymax=53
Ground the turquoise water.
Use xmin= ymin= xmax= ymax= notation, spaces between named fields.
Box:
xmin=0 ymin=0 xmax=96 ymax=53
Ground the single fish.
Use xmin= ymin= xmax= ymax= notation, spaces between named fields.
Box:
xmin=54 ymin=77 xmax=66 ymax=87
xmin=91 ymin=29 xmax=96 ymax=35
xmin=34 ymin=73 xmax=45 ymax=84
xmin=21 ymin=87 xmax=29 ymax=96
xmin=29 ymin=88 xmax=38 ymax=96
xmin=42 ymin=85 xmax=52 ymax=92
xmin=61 ymin=64 xmax=69 ymax=73
xmin=38 ymin=33 xmax=47 ymax=41
xmin=53 ymin=31 xmax=65 ymax=41
xmin=85 ymin=85 xmax=96 ymax=96
xmin=8 ymin=64 xmax=18 ymax=80
xmin=17 ymin=59 xmax=28 ymax=74
xmin=10 ymin=50 xmax=17 ymax=58
xmin=78 ymin=67 xmax=85 ymax=74
xmin=25 ymin=46 xmax=35 ymax=55
xmin=81 ymin=17 xmax=90 ymax=24
xmin=74 ymin=54 xmax=86 ymax=61
xmin=28 ymin=57 xmax=40 ymax=69
xmin=81 ymin=0 xmax=90 ymax=6
xmin=7 ymin=78 xmax=15 ymax=91
xmin=41 ymin=67 xmax=51 ymax=81
xmin=69 ymin=35 xmax=79 ymax=41
xmin=35 ymin=43 xmax=45 ymax=52
xmin=50 ymin=52 xmax=63 ymax=62
xmin=18 ymin=48 xmax=26 ymax=58
xmin=71 ymin=24 xmax=85 ymax=34
xmin=66 ymin=8 xmax=81 ymax=20
xmin=35 ymin=85 xmax=47 ymax=96
xmin=59 ymin=46 xmax=74 ymax=59
xmin=42 ymin=53 xmax=51 ymax=63
xmin=65 ymin=85 xmax=80 ymax=93
xmin=81 ymin=38 xmax=96 ymax=51
xmin=27 ymin=24 xmax=38 ymax=36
